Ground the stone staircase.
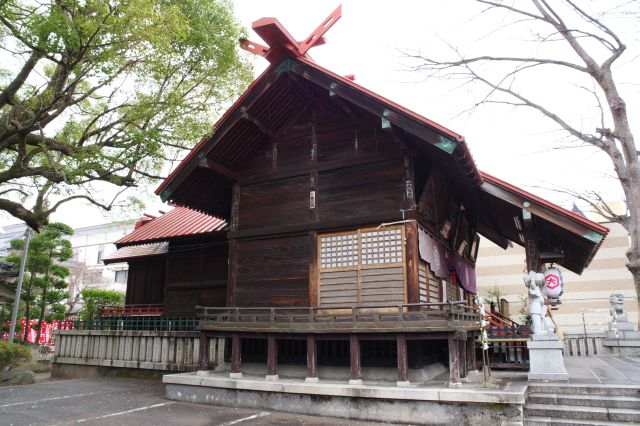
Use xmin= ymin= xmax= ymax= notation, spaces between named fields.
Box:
xmin=525 ymin=382 xmax=640 ymax=425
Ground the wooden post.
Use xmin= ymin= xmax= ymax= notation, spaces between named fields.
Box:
xmin=308 ymin=231 xmax=319 ymax=307
xmin=266 ymin=334 xmax=278 ymax=380
xmin=306 ymin=335 xmax=318 ymax=382
xmin=198 ymin=333 xmax=210 ymax=372
xmin=227 ymin=183 xmax=240 ymax=307
xmin=397 ymin=334 xmax=409 ymax=384
xmin=448 ymin=334 xmax=460 ymax=386
xmin=467 ymin=335 xmax=476 ymax=372
xmin=230 ymin=333 xmax=242 ymax=378
xmin=405 ymin=220 xmax=420 ymax=304
xmin=458 ymin=338 xmax=467 ymax=378
xmin=523 ymin=204 xmax=540 ymax=272
xmin=349 ymin=334 xmax=362 ymax=384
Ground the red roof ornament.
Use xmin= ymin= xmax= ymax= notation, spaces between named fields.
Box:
xmin=241 ymin=4 xmax=342 ymax=64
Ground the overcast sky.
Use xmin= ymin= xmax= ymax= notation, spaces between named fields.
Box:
xmin=2 ymin=1 xmax=637 ymax=228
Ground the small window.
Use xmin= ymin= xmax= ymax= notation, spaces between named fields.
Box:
xmin=114 ymin=270 xmax=128 ymax=284
xmin=97 ymin=246 xmax=104 ymax=263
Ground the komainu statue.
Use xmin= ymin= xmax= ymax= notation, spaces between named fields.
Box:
xmin=524 ymin=271 xmax=548 ymax=334
xmin=609 ymin=293 xmax=628 ymax=322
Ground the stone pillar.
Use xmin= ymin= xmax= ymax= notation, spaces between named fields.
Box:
xmin=349 ymin=334 xmax=362 ymax=385
xmin=448 ymin=334 xmax=460 ymax=388
xmin=230 ymin=334 xmax=242 ymax=378
xmin=197 ymin=334 xmax=210 ymax=376
xmin=266 ymin=334 xmax=278 ymax=381
xmin=527 ymin=334 xmax=568 ymax=381
xmin=397 ymin=334 xmax=409 ymax=386
xmin=305 ymin=335 xmax=319 ymax=383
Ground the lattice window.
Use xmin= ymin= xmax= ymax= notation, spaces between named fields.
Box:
xmin=319 ymin=232 xmax=358 ymax=269
xmin=361 ymin=228 xmax=402 ymax=265
xmin=319 ymin=227 xmax=404 ymax=271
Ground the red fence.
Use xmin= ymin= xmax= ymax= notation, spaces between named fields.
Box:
xmin=1 ymin=319 xmax=74 ymax=344
xmin=98 ymin=304 xmax=163 ymax=317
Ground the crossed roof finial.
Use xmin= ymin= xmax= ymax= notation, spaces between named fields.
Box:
xmin=241 ymin=5 xmax=342 ymax=64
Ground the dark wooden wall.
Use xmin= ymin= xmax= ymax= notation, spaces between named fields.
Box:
xmin=236 ymin=107 xmax=404 ymax=234
xmin=234 ymin=235 xmax=309 ymax=306
xmin=227 ymin=101 xmax=409 ymax=308
xmin=125 ymin=257 xmax=166 ymax=305
xmin=164 ymin=238 xmax=229 ymax=316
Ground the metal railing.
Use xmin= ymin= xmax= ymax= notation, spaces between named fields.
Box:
xmin=197 ymin=301 xmax=479 ymax=325
xmin=98 ymin=304 xmax=164 ymax=317
xmin=68 ymin=316 xmax=198 ymax=332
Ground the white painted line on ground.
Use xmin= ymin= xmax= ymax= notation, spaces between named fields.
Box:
xmin=217 ymin=411 xmax=271 ymax=426
xmin=0 ymin=391 xmax=104 ymax=408
xmin=73 ymin=402 xmax=175 ymax=423
xmin=2 ymin=378 xmax=91 ymax=390
xmin=595 ymin=356 xmax=626 ymax=378
xmin=585 ymin=364 xmax=602 ymax=383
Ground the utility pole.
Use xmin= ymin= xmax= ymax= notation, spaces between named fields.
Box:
xmin=8 ymin=228 xmax=32 ymax=343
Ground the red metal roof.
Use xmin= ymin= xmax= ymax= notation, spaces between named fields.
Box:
xmin=480 ymin=172 xmax=609 ymax=234
xmin=116 ymin=207 xmax=226 ymax=247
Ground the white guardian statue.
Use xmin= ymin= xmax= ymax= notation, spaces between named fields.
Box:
xmin=524 ymin=271 xmax=548 ymax=335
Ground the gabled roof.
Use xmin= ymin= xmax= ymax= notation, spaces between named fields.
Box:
xmin=115 ymin=207 xmax=226 ymax=248
xmin=155 ymin=56 xmax=482 ymax=215
xmin=151 ymin=11 xmax=608 ymax=275
xmin=479 ymin=172 xmax=608 ymax=274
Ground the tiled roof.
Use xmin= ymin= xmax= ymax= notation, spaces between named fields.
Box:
xmin=115 ymin=207 xmax=226 ymax=247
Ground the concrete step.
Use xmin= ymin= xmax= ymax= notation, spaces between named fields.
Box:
xmin=525 ymin=415 xmax=634 ymax=426
xmin=528 ymin=382 xmax=640 ymax=397
xmin=528 ymin=393 xmax=640 ymax=409
xmin=524 ymin=404 xmax=640 ymax=423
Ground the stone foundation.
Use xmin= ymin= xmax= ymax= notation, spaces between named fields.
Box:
xmin=164 ymin=372 xmax=525 ymax=425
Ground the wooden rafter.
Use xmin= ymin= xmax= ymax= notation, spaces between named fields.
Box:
xmin=199 ymin=156 xmax=239 ymax=181
xmin=240 ymin=106 xmax=277 ymax=139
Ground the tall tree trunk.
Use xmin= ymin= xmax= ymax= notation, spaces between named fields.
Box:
xmin=22 ymin=273 xmax=34 ymax=342
xmin=34 ymin=258 xmax=52 ymax=345
xmin=34 ymin=286 xmax=47 ymax=345
xmin=626 ymin=171 xmax=640 ymax=327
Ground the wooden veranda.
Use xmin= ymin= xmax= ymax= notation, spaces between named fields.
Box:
xmin=196 ymin=302 xmax=480 ymax=385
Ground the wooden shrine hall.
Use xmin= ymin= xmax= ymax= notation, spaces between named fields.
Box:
xmin=106 ymin=6 xmax=608 ymax=386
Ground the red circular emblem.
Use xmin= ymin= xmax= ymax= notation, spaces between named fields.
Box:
xmin=545 ymin=274 xmax=560 ymax=290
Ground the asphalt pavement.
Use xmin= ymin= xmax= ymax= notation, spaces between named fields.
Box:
xmin=0 ymin=377 xmax=380 ymax=426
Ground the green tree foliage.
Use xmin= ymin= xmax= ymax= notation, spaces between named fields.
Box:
xmin=79 ymin=288 xmax=124 ymax=321
xmin=0 ymin=341 xmax=31 ymax=370
xmin=0 ymin=0 xmax=252 ymax=230
xmin=6 ymin=223 xmax=73 ymax=342
xmin=485 ymin=286 xmax=504 ymax=314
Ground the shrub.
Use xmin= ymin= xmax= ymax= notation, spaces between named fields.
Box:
xmin=0 ymin=341 xmax=32 ymax=370
xmin=79 ymin=289 xmax=125 ymax=320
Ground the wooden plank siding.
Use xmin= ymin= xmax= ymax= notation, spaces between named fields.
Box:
xmin=418 ymin=261 xmax=428 ymax=303
xmin=126 ymin=257 xmax=166 ymax=306
xmin=235 ymin=235 xmax=310 ymax=306
xmin=419 ymin=260 xmax=445 ymax=305
xmin=227 ymin=99 xmax=411 ymax=309
xmin=164 ymin=240 xmax=229 ymax=316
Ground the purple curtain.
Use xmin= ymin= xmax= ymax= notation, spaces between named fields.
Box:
xmin=418 ymin=228 xmax=476 ymax=294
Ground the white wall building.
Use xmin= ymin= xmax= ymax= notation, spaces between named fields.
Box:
xmin=0 ymin=220 xmax=135 ymax=315
xmin=475 ymin=220 xmax=637 ymax=333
